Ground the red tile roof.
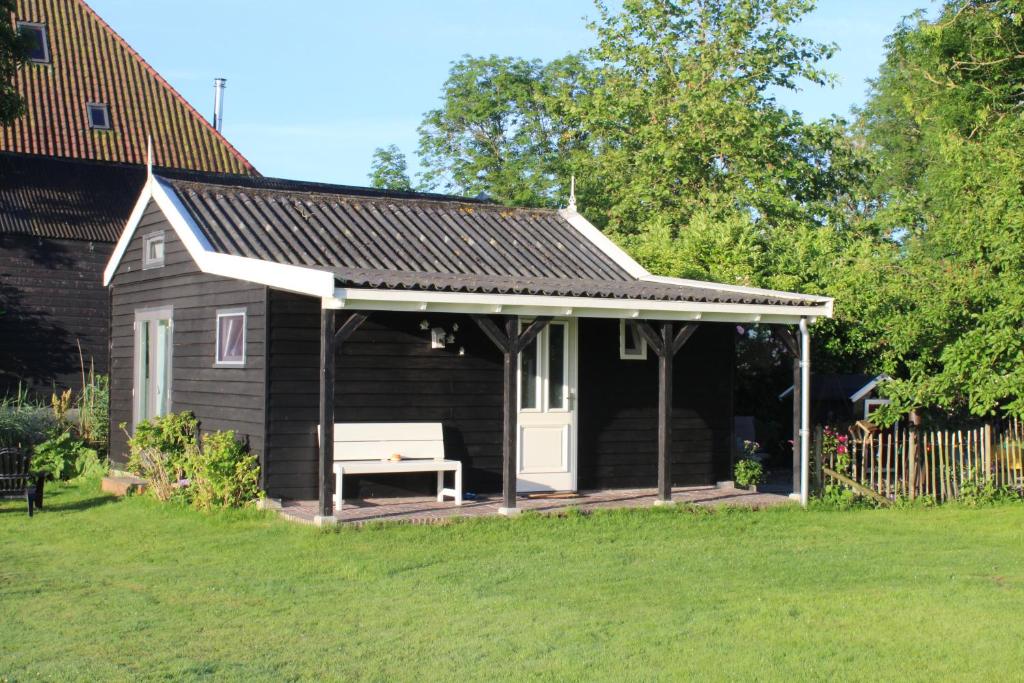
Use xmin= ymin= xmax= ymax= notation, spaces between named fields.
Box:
xmin=1 ymin=0 xmax=257 ymax=175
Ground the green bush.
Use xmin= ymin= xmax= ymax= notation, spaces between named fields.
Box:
xmin=811 ymin=483 xmax=876 ymax=510
xmin=733 ymin=458 xmax=764 ymax=488
xmin=125 ymin=411 xmax=199 ymax=479
xmin=77 ymin=372 xmax=109 ymax=452
xmin=126 ymin=411 xmax=262 ymax=508
xmin=185 ymin=430 xmax=263 ymax=510
xmin=957 ymin=475 xmax=1020 ymax=507
xmin=32 ymin=430 xmax=104 ymax=481
xmin=0 ymin=390 xmax=57 ymax=448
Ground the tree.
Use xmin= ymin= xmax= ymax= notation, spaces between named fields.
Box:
xmin=0 ymin=0 xmax=30 ymax=125
xmin=843 ymin=0 xmax=1024 ymax=419
xmin=415 ymin=54 xmax=590 ymax=207
xmin=368 ymin=145 xmax=413 ymax=192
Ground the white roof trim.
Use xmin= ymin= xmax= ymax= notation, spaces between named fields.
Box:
xmin=104 ymin=174 xmax=831 ymax=319
xmin=329 ymin=287 xmax=821 ymax=324
xmin=559 ymin=207 xmax=834 ymax=316
xmin=104 ymin=176 xmax=335 ymax=298
xmin=849 ymin=374 xmax=892 ymax=402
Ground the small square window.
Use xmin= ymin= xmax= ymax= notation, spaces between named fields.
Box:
xmin=87 ymin=103 xmax=110 ymax=130
xmin=142 ymin=231 xmax=165 ymax=269
xmin=216 ymin=310 xmax=246 ymax=366
xmin=17 ymin=22 xmax=50 ymax=63
xmin=619 ymin=320 xmax=647 ymax=360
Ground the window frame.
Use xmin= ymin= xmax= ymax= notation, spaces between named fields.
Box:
xmin=619 ymin=319 xmax=647 ymax=360
xmin=142 ymin=231 xmax=165 ymax=269
xmin=17 ymin=22 xmax=50 ymax=63
xmin=87 ymin=103 xmax=111 ymax=130
xmin=215 ymin=308 xmax=247 ymax=367
xmin=864 ymin=398 xmax=891 ymax=421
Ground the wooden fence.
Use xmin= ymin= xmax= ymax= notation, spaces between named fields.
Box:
xmin=814 ymin=419 xmax=1024 ymax=502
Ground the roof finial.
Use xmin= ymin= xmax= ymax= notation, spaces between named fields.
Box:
xmin=146 ymin=135 xmax=153 ymax=176
xmin=568 ymin=175 xmax=577 ymax=212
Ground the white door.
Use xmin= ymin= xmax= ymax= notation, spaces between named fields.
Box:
xmin=517 ymin=318 xmax=577 ymax=492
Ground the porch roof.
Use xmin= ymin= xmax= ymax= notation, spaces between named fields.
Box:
xmin=105 ymin=172 xmax=833 ymax=322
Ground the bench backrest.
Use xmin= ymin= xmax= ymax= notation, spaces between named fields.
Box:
xmin=324 ymin=423 xmax=445 ymax=462
xmin=0 ymin=447 xmax=33 ymax=495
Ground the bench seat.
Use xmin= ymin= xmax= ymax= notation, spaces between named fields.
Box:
xmin=322 ymin=423 xmax=463 ymax=513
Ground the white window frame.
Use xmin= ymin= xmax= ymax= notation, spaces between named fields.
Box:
xmin=133 ymin=306 xmax=173 ymax=429
xmin=142 ymin=231 xmax=165 ymax=269
xmin=215 ymin=308 xmax=247 ymax=367
xmin=619 ymin=319 xmax=647 ymax=360
xmin=864 ymin=398 xmax=891 ymax=420
xmin=87 ymin=103 xmax=110 ymax=130
xmin=17 ymin=22 xmax=50 ymax=63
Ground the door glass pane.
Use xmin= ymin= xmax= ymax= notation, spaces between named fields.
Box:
xmin=139 ymin=321 xmax=151 ymax=420
xmin=154 ymin=320 xmax=170 ymax=416
xmin=520 ymin=329 xmax=539 ymax=410
xmin=548 ymin=324 xmax=566 ymax=410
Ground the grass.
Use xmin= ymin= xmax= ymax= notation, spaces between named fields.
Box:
xmin=2 ymin=480 xmax=1024 ymax=681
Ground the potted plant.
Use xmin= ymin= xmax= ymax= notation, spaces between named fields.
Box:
xmin=734 ymin=440 xmax=766 ymax=491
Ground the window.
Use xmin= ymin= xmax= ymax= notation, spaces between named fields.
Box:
xmin=864 ymin=398 xmax=891 ymax=421
xmin=87 ymin=103 xmax=110 ymax=130
xmin=17 ymin=22 xmax=50 ymax=63
xmin=619 ymin=320 xmax=647 ymax=360
xmin=142 ymin=231 xmax=165 ymax=269
xmin=216 ymin=309 xmax=246 ymax=366
xmin=520 ymin=328 xmax=539 ymax=410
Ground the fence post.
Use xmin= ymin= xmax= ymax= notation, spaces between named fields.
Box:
xmin=907 ymin=409 xmax=921 ymax=499
xmin=984 ymin=423 xmax=993 ymax=484
xmin=813 ymin=425 xmax=823 ymax=495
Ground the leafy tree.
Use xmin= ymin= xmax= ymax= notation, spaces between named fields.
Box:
xmin=415 ymin=54 xmax=590 ymax=207
xmin=0 ymin=0 xmax=30 ymax=125
xmin=843 ymin=0 xmax=1024 ymax=419
xmin=368 ymin=144 xmax=413 ymax=192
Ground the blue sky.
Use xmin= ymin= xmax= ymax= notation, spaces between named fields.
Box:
xmin=91 ymin=0 xmax=931 ymax=185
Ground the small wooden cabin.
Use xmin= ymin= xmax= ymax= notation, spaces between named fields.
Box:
xmin=104 ymin=171 xmax=832 ymax=516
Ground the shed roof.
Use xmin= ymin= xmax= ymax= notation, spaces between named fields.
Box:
xmin=105 ymin=173 xmax=834 ymax=323
xmin=2 ymin=0 xmax=256 ymax=175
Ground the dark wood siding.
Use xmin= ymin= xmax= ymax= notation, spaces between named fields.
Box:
xmin=577 ymin=320 xmax=734 ymax=489
xmin=108 ymin=201 xmax=266 ymax=468
xmin=265 ymin=291 xmax=504 ymax=500
xmin=0 ymin=234 xmax=113 ymax=395
xmin=264 ymin=292 xmax=735 ymax=500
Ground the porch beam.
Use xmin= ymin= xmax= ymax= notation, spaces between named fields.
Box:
xmin=318 ymin=310 xmax=370 ymax=520
xmin=637 ymin=321 xmax=701 ymax=504
xmin=317 ymin=308 xmax=336 ymax=520
xmin=472 ymin=314 xmax=553 ymax=514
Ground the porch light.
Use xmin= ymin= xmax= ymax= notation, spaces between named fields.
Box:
xmin=419 ymin=319 xmax=430 ymax=330
xmin=446 ymin=333 xmax=456 ymax=345
xmin=458 ymin=347 xmax=465 ymax=357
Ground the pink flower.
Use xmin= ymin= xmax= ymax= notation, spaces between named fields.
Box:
xmin=837 ymin=445 xmax=847 ymax=454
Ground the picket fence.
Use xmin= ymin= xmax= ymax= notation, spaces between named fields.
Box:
xmin=814 ymin=419 xmax=1024 ymax=502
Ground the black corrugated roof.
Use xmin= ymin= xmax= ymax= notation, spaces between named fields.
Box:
xmin=0 ymin=153 xmax=145 ymax=242
xmin=159 ymin=174 xmax=825 ymax=308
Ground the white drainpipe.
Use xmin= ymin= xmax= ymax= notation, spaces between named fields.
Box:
xmin=799 ymin=316 xmax=811 ymax=507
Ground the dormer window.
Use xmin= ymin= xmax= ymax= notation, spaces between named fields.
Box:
xmin=87 ymin=103 xmax=110 ymax=130
xmin=17 ymin=22 xmax=50 ymax=63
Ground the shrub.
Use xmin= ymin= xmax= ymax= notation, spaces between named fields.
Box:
xmin=734 ymin=458 xmax=764 ymax=488
xmin=77 ymin=372 xmax=109 ymax=452
xmin=32 ymin=430 xmax=104 ymax=481
xmin=957 ymin=475 xmax=1020 ymax=507
xmin=185 ymin=430 xmax=263 ymax=510
xmin=125 ymin=411 xmax=199 ymax=479
xmin=811 ymin=483 xmax=877 ymax=510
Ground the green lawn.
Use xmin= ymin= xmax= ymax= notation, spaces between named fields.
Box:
xmin=2 ymin=480 xmax=1024 ymax=681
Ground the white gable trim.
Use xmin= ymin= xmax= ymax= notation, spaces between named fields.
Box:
xmin=558 ymin=207 xmax=834 ymax=316
xmin=850 ymin=374 xmax=892 ymax=403
xmin=103 ymin=176 xmax=335 ymax=298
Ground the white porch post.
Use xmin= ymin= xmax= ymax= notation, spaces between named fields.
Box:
xmin=799 ymin=317 xmax=811 ymax=507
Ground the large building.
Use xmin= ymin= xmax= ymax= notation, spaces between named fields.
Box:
xmin=0 ymin=0 xmax=255 ymax=394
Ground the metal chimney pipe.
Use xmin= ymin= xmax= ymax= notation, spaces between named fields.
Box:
xmin=213 ymin=77 xmax=226 ymax=132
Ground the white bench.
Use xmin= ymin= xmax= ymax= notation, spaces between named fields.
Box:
xmin=321 ymin=422 xmax=462 ymax=512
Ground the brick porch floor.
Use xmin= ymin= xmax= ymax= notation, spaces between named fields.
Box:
xmin=274 ymin=485 xmax=793 ymax=526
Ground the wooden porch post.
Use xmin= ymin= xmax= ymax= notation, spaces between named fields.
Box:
xmin=636 ymin=321 xmax=700 ymax=504
xmin=317 ymin=308 xmax=336 ymax=521
xmin=316 ymin=309 xmax=369 ymax=523
xmin=473 ymin=314 xmax=552 ymax=514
